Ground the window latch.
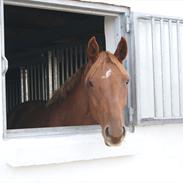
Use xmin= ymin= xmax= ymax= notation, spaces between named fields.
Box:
xmin=125 ymin=14 xmax=130 ymax=33
xmin=1 ymin=55 xmax=8 ymax=75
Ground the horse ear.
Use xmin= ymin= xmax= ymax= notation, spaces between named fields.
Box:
xmin=87 ymin=36 xmax=99 ymax=63
xmin=114 ymin=37 xmax=128 ymax=63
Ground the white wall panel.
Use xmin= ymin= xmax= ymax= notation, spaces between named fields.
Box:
xmin=170 ymin=22 xmax=180 ymax=117
xmin=137 ymin=19 xmax=154 ymax=118
xmin=153 ymin=20 xmax=163 ymax=117
xmin=179 ymin=23 xmax=183 ymax=116
xmin=134 ymin=15 xmax=183 ymax=121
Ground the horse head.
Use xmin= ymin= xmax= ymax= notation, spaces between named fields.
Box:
xmin=85 ymin=36 xmax=129 ymax=146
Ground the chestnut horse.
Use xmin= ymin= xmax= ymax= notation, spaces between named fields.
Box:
xmin=8 ymin=36 xmax=129 ymax=146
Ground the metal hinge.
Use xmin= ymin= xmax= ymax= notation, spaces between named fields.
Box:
xmin=125 ymin=14 xmax=131 ymax=33
xmin=129 ymin=107 xmax=134 ymax=122
xmin=128 ymin=107 xmax=135 ymax=132
xmin=1 ymin=55 xmax=8 ymax=75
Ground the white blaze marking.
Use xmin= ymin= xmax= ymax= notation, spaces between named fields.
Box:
xmin=102 ymin=69 xmax=112 ymax=79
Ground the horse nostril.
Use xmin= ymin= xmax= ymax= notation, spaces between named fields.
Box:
xmin=122 ymin=126 xmax=126 ymax=136
xmin=104 ymin=126 xmax=110 ymax=138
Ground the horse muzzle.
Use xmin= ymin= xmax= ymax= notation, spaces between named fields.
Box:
xmin=103 ymin=126 xmax=126 ymax=146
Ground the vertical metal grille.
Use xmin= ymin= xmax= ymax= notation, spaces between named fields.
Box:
xmin=134 ymin=14 xmax=183 ymax=120
xmin=6 ymin=43 xmax=87 ymax=113
xmin=6 ymin=80 xmax=21 ymax=113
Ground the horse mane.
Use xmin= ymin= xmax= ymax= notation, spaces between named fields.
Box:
xmin=47 ymin=51 xmax=129 ymax=107
xmin=85 ymin=51 xmax=129 ymax=82
xmin=46 ymin=66 xmax=85 ymax=106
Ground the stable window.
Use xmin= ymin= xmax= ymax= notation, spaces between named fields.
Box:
xmin=132 ymin=13 xmax=183 ymax=125
xmin=0 ymin=0 xmax=132 ymax=166
xmin=5 ymin=5 xmax=106 ymax=129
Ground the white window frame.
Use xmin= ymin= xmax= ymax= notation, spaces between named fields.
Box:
xmin=0 ymin=0 xmax=135 ymax=167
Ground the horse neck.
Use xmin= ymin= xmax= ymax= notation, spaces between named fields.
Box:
xmin=48 ymin=76 xmax=93 ymax=126
xmin=68 ymin=75 xmax=97 ymax=125
xmin=68 ymin=78 xmax=88 ymax=115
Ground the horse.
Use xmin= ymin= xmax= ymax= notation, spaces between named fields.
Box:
xmin=7 ymin=36 xmax=129 ymax=146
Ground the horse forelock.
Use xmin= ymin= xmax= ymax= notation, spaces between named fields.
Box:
xmin=107 ymin=52 xmax=129 ymax=79
xmin=85 ymin=51 xmax=129 ymax=82
xmin=46 ymin=66 xmax=85 ymax=106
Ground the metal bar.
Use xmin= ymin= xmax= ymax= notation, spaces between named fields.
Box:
xmin=176 ymin=20 xmax=182 ymax=116
xmin=24 ymin=68 xmax=29 ymax=101
xmin=37 ymin=64 xmax=41 ymax=100
xmin=151 ymin=17 xmax=157 ymax=117
xmin=32 ymin=66 xmax=35 ymax=100
xmin=27 ymin=67 xmax=31 ymax=101
xmin=20 ymin=68 xmax=24 ymax=103
xmin=137 ymin=14 xmax=183 ymax=23
xmin=65 ymin=48 xmax=69 ymax=80
xmin=61 ymin=49 xmax=65 ymax=85
xmin=41 ymin=63 xmax=45 ymax=100
xmin=75 ymin=46 xmax=78 ymax=72
xmin=44 ymin=63 xmax=48 ymax=100
xmin=133 ymin=14 xmax=143 ymax=123
xmin=140 ymin=117 xmax=183 ymax=126
xmin=30 ymin=65 xmax=34 ymax=101
xmin=70 ymin=47 xmax=73 ymax=75
xmin=160 ymin=19 xmax=165 ymax=117
xmin=48 ymin=51 xmax=53 ymax=98
xmin=56 ymin=49 xmax=60 ymax=87
xmin=53 ymin=51 xmax=58 ymax=90
xmin=5 ymin=125 xmax=100 ymax=139
xmin=168 ymin=19 xmax=173 ymax=116
xmin=23 ymin=70 xmax=26 ymax=102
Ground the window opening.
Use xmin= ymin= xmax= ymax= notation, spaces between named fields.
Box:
xmin=5 ymin=5 xmax=105 ymax=129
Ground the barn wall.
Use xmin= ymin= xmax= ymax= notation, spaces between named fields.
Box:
xmin=0 ymin=124 xmax=183 ymax=183
xmin=83 ymin=0 xmax=183 ymax=17
xmin=0 ymin=1 xmax=183 ymax=183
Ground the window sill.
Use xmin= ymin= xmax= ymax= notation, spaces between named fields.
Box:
xmin=4 ymin=126 xmax=136 ymax=167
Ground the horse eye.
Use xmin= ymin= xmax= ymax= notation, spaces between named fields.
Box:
xmin=88 ymin=80 xmax=94 ymax=87
xmin=126 ymin=80 xmax=129 ymax=85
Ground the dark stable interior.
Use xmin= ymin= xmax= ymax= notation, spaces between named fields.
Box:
xmin=5 ymin=5 xmax=105 ymax=66
xmin=5 ymin=5 xmax=105 ymax=127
